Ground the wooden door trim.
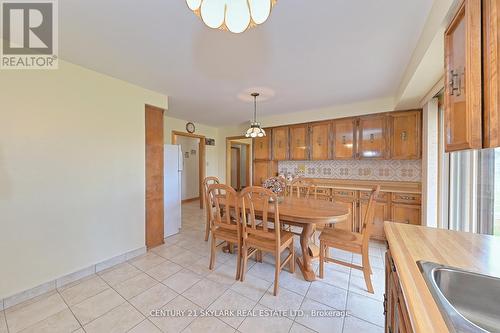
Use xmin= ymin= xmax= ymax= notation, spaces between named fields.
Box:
xmin=231 ymin=146 xmax=241 ymax=189
xmin=226 ymin=135 xmax=251 ymax=188
xmin=172 ymin=130 xmax=206 ymax=209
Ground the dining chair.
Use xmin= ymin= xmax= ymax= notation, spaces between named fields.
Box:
xmin=318 ymin=185 xmax=380 ymax=293
xmin=203 ymin=176 xmax=220 ymax=241
xmin=288 ymin=177 xmax=317 ymax=199
xmin=207 ymin=183 xmax=242 ymax=280
xmin=239 ymin=186 xmax=295 ymax=296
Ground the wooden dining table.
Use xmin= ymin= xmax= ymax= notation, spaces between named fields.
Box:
xmin=221 ymin=196 xmax=349 ymax=281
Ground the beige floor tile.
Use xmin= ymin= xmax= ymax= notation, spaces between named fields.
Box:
xmin=154 ymin=245 xmax=186 ymax=260
xmin=183 ymin=316 xmax=235 ymax=333
xmin=83 ymin=302 xmax=144 ymax=333
xmin=207 ymin=290 xmax=256 ymax=329
xmin=289 ymin=322 xmax=316 ymax=333
xmin=182 ymin=279 xmax=228 ymax=309
xmin=246 ymin=262 xmax=276 ymax=283
xmin=114 ymin=273 xmax=158 ymax=300
xmin=128 ymin=319 xmax=162 ymax=333
xmin=351 ymin=254 xmax=385 ymax=269
xmin=238 ymin=304 xmax=293 ymax=333
xmin=206 ymin=264 xmax=239 ymax=287
xmin=346 ymin=292 xmax=384 ymax=327
xmin=129 ymin=253 xmax=166 ymax=272
xmin=145 ymin=260 xmax=182 ymax=281
xmin=149 ymin=295 xmax=201 ymax=333
xmin=59 ymin=275 xmax=108 ymax=306
xmin=316 ymin=266 xmax=350 ymax=290
xmin=343 ymin=316 xmax=384 ymax=333
xmin=348 ymin=274 xmax=384 ymax=301
xmin=296 ymin=298 xmax=344 ymax=333
xmin=71 ymin=288 xmax=125 ymax=325
xmin=98 ymin=263 xmax=142 ymax=286
xmin=129 ymin=284 xmax=177 ymax=316
xmin=186 ymin=257 xmax=214 ymax=276
xmin=162 ymin=269 xmax=201 ymax=293
xmin=73 ymin=329 xmax=85 ymax=333
xmin=5 ymin=292 xmax=68 ymax=333
xmin=259 ymin=287 xmax=304 ymax=318
xmin=230 ymin=276 xmax=271 ymax=301
xmin=0 ymin=312 xmax=8 ymax=333
xmin=19 ymin=309 xmax=80 ymax=333
xmin=169 ymin=251 xmax=204 ymax=268
xmin=306 ymin=281 xmax=347 ymax=310
xmin=275 ymin=270 xmax=311 ymax=296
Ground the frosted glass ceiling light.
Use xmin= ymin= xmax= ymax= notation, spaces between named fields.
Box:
xmin=245 ymin=93 xmax=266 ymax=138
xmin=186 ymin=0 xmax=277 ymax=34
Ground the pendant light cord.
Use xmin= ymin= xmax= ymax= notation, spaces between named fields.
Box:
xmin=253 ymin=95 xmax=257 ymax=123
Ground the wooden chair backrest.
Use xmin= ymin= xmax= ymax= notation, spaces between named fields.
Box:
xmin=239 ymin=186 xmax=281 ymax=247
xmin=203 ymin=176 xmax=220 ymax=209
xmin=288 ymin=178 xmax=317 ymax=199
xmin=207 ymin=183 xmax=239 ymax=233
xmin=360 ymin=186 xmax=381 ymax=246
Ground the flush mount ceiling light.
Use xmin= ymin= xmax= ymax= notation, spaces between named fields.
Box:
xmin=245 ymin=93 xmax=266 ymax=138
xmin=185 ymin=0 xmax=277 ymax=34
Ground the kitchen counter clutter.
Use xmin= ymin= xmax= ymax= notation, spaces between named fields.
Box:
xmin=384 ymin=222 xmax=500 ymax=333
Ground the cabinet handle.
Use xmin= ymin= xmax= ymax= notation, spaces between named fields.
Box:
xmin=401 ymin=131 xmax=407 ymax=141
xmin=449 ymin=70 xmax=462 ymax=96
xmin=342 ymin=135 xmax=346 ymax=144
xmin=370 ymin=134 xmax=375 ymax=143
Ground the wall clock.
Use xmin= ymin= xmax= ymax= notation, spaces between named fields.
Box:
xmin=186 ymin=122 xmax=196 ymax=134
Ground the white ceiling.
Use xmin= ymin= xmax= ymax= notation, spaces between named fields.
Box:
xmin=59 ymin=0 xmax=434 ymax=126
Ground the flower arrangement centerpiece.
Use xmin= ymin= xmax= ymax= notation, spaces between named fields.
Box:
xmin=262 ymin=176 xmax=286 ymax=203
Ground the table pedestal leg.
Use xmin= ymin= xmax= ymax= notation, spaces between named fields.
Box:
xmin=296 ymin=224 xmax=317 ymax=281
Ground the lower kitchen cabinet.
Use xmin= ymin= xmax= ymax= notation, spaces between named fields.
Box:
xmin=385 ymin=249 xmax=414 ymax=333
xmin=391 ymin=203 xmax=421 ymax=226
xmin=360 ymin=200 xmax=389 ymax=240
xmin=332 ymin=190 xmax=357 ymax=231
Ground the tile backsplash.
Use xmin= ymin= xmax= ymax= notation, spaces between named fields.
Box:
xmin=278 ymin=160 xmax=422 ymax=182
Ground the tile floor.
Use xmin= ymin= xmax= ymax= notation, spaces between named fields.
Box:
xmin=0 ymin=202 xmax=386 ymax=333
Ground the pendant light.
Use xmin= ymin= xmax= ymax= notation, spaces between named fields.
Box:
xmin=245 ymin=93 xmax=266 ymax=138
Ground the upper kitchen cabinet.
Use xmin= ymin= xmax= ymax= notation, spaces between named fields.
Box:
xmin=253 ymin=134 xmax=271 ymax=160
xmin=357 ymin=115 xmax=388 ymax=159
xmin=289 ymin=124 xmax=309 ymax=160
xmin=333 ymin=118 xmax=356 ymax=159
xmin=272 ymin=126 xmax=289 ymax=160
xmin=483 ymin=0 xmax=500 ymax=148
xmin=444 ymin=0 xmax=482 ymax=152
xmin=310 ymin=121 xmax=331 ymax=160
xmin=389 ymin=111 xmax=422 ymax=159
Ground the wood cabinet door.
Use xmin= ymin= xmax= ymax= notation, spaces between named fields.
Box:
xmin=253 ymin=135 xmax=270 ymax=160
xmin=483 ymin=0 xmax=500 ymax=148
xmin=333 ymin=193 xmax=356 ymax=231
xmin=290 ymin=124 xmax=309 ymax=160
xmin=310 ymin=122 xmax=331 ymax=160
xmin=390 ymin=111 xmax=421 ymax=159
xmin=333 ymin=118 xmax=356 ymax=159
xmin=272 ymin=127 xmax=289 ymax=160
xmin=358 ymin=115 xmax=387 ymax=159
xmin=391 ymin=203 xmax=421 ymax=226
xmin=360 ymin=200 xmax=389 ymax=240
xmin=444 ymin=0 xmax=482 ymax=152
xmin=253 ymin=161 xmax=276 ymax=185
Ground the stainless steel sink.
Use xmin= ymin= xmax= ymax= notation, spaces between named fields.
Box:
xmin=418 ymin=261 xmax=500 ymax=333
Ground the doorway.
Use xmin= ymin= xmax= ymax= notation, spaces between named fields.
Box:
xmin=226 ymin=136 xmax=251 ymax=191
xmin=172 ymin=131 xmax=206 ymax=209
xmin=145 ymin=105 xmax=165 ymax=249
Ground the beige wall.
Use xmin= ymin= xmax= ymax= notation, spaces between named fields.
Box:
xmin=0 ymin=60 xmax=167 ymax=299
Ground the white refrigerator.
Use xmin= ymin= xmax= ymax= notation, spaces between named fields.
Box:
xmin=164 ymin=144 xmax=183 ymax=237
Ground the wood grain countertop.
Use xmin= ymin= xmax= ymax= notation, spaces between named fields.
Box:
xmin=384 ymin=222 xmax=500 ymax=333
xmin=301 ymin=178 xmax=421 ymax=194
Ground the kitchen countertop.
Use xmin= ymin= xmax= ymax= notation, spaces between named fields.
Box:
xmin=384 ymin=222 xmax=500 ymax=333
xmin=293 ymin=178 xmax=421 ymax=194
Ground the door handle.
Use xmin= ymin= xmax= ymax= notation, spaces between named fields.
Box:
xmin=401 ymin=131 xmax=407 ymax=141
xmin=449 ymin=69 xmax=461 ymax=96
xmin=370 ymin=134 xmax=375 ymax=143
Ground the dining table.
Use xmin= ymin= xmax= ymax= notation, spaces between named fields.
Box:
xmin=221 ymin=196 xmax=349 ymax=282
